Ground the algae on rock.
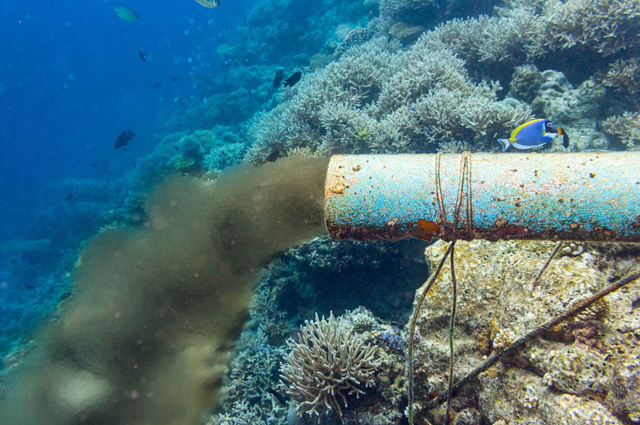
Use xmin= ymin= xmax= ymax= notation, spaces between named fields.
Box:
xmin=406 ymin=239 xmax=640 ymax=424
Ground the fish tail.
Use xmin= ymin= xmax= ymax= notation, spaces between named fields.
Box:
xmin=559 ymin=128 xmax=570 ymax=148
xmin=497 ymin=139 xmax=510 ymax=152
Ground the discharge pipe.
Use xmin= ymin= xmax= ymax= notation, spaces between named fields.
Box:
xmin=324 ymin=153 xmax=640 ymax=243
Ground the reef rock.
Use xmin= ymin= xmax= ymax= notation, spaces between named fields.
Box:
xmin=406 ymin=239 xmax=640 ymax=425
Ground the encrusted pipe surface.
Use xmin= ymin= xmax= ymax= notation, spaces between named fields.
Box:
xmin=324 ymin=153 xmax=640 ymax=242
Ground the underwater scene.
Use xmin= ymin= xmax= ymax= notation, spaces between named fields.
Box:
xmin=1 ymin=0 xmax=640 ymax=424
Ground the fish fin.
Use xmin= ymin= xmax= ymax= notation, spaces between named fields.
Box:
xmin=512 ymin=141 xmax=544 ymax=150
xmin=559 ymin=128 xmax=570 ymax=148
xmin=497 ymin=138 xmax=511 ymax=152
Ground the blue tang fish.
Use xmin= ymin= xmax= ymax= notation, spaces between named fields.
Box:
xmin=498 ymin=119 xmax=569 ymax=151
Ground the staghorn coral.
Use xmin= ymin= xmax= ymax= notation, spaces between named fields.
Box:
xmin=428 ymin=11 xmax=546 ymax=66
xmin=246 ymin=36 xmax=530 ymax=162
xmin=542 ymin=0 xmax=640 ymax=56
xmin=209 ymin=328 xmax=288 ymax=425
xmin=379 ymin=0 xmax=500 ymax=28
xmin=244 ymin=0 xmax=640 ymax=161
xmin=436 ymin=140 xmax=472 ymax=154
xmin=203 ymin=143 xmax=247 ymax=172
xmin=281 ymin=312 xmax=381 ymax=422
xmin=249 ymin=280 xmax=290 ymax=345
xmin=602 ymin=58 xmax=640 ymax=95
xmin=602 ymin=111 xmax=640 ymax=149
xmin=388 ymin=22 xmax=424 ymax=44
xmin=408 ymin=0 xmax=640 ymax=81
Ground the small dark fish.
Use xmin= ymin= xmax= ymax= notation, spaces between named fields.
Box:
xmin=59 ymin=291 xmax=73 ymax=301
xmin=273 ymin=68 xmax=284 ymax=88
xmin=114 ymin=130 xmax=135 ymax=150
xmin=283 ymin=71 xmax=302 ymax=87
xmin=153 ymin=82 xmax=162 ymax=88
xmin=171 ymin=76 xmax=179 ymax=82
xmin=266 ymin=388 xmax=287 ymax=406
xmin=24 ymin=285 xmax=35 ymax=290
xmin=92 ymin=163 xmax=98 ymax=168
xmin=173 ymin=145 xmax=180 ymax=152
xmin=8 ymin=258 xmax=17 ymax=264
xmin=218 ymin=106 xmax=225 ymax=114
xmin=139 ymin=45 xmax=149 ymax=61
xmin=53 ymin=158 xmax=61 ymax=162
xmin=65 ymin=194 xmax=74 ymax=201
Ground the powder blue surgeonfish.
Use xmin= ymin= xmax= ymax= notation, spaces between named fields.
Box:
xmin=498 ymin=119 xmax=569 ymax=151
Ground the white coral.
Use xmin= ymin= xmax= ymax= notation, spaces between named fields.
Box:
xmin=280 ymin=312 xmax=381 ymax=422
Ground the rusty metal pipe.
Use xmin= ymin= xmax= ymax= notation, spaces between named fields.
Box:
xmin=324 ymin=153 xmax=640 ymax=242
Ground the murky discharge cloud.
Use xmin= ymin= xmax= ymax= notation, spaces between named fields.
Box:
xmin=0 ymin=158 xmax=329 ymax=425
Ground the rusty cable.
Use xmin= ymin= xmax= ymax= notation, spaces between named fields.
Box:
xmin=407 ymin=241 xmax=456 ymax=425
xmin=529 ymin=241 xmax=563 ymax=291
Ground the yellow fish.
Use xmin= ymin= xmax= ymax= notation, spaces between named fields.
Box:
xmin=194 ymin=0 xmax=219 ymax=8
xmin=113 ymin=4 xmax=139 ymax=22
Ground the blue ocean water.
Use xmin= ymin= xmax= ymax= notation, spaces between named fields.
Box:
xmin=0 ymin=0 xmax=249 ymax=233
xmin=1 ymin=0 xmax=639 ymax=424
xmin=0 ymin=0 xmax=254 ymax=355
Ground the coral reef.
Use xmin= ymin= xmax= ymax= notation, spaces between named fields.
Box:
xmin=208 ymin=330 xmax=288 ymax=425
xmin=352 ymin=308 xmax=377 ymax=333
xmin=246 ymin=36 xmax=530 ymax=162
xmin=542 ymin=0 xmax=640 ymax=56
xmin=602 ymin=112 xmax=640 ymax=149
xmin=270 ymin=237 xmax=429 ymax=322
xmin=602 ymin=58 xmax=640 ymax=96
xmin=406 ymin=239 xmax=640 ymax=424
xmin=281 ymin=312 xmax=381 ymax=421
xmin=5 ymin=0 xmax=640 ymax=424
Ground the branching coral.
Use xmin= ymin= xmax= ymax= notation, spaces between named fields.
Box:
xmin=542 ymin=0 xmax=640 ymax=56
xmin=419 ymin=0 xmax=640 ymax=68
xmin=281 ymin=312 xmax=381 ymax=422
xmin=429 ymin=12 xmax=545 ymax=65
xmin=602 ymin=58 xmax=640 ymax=95
xmin=602 ymin=111 xmax=640 ymax=149
xmin=246 ymin=36 xmax=530 ymax=161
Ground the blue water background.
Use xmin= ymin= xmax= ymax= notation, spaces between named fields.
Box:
xmin=0 ymin=0 xmax=253 ymax=353
xmin=0 ymin=0 xmax=250 ymax=239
